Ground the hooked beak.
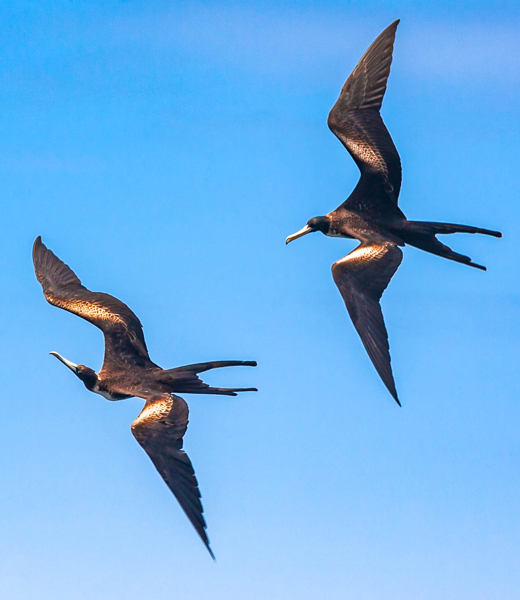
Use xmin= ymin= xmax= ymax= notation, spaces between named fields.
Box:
xmin=50 ymin=351 xmax=79 ymax=374
xmin=285 ymin=224 xmax=313 ymax=245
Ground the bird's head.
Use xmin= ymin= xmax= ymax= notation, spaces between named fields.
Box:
xmin=285 ymin=216 xmax=331 ymax=244
xmin=50 ymin=351 xmax=98 ymax=390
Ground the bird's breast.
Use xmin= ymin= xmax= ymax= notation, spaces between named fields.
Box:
xmin=92 ymin=382 xmax=132 ymax=401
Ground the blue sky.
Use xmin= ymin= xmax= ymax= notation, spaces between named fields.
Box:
xmin=1 ymin=1 xmax=519 ymax=599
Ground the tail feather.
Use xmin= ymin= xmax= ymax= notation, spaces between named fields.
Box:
xmin=157 ymin=360 xmax=257 ymax=396
xmin=173 ymin=360 xmax=257 ymax=373
xmin=400 ymin=220 xmax=501 ymax=271
xmin=406 ymin=221 xmax=502 ymax=238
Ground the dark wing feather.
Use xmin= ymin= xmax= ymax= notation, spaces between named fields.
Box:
xmin=131 ymin=393 xmax=214 ymax=559
xmin=33 ymin=236 xmax=154 ymax=371
xmin=331 ymin=241 xmax=402 ymax=404
xmin=328 ymin=20 xmax=402 ymax=207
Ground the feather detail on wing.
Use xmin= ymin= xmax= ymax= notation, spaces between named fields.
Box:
xmin=33 ymin=236 xmax=153 ymax=370
xmin=131 ymin=393 xmax=214 ymax=558
xmin=331 ymin=241 xmax=402 ymax=404
xmin=328 ymin=20 xmax=402 ymax=205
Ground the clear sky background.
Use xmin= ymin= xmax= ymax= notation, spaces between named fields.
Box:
xmin=1 ymin=1 xmax=519 ymax=599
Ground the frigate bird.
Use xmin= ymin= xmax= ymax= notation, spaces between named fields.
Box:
xmin=285 ymin=20 xmax=501 ymax=405
xmin=33 ymin=236 xmax=257 ymax=558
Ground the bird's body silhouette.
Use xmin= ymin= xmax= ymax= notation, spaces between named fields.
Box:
xmin=33 ymin=236 xmax=257 ymax=557
xmin=286 ymin=20 xmax=501 ymax=404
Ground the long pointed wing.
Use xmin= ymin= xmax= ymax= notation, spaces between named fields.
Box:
xmin=33 ymin=236 xmax=154 ymax=371
xmin=327 ymin=20 xmax=402 ymax=208
xmin=331 ymin=241 xmax=403 ymax=404
xmin=131 ymin=393 xmax=214 ymax=559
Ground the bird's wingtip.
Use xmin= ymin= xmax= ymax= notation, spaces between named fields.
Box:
xmin=388 ymin=382 xmax=401 ymax=406
xmin=32 ymin=235 xmax=43 ymax=255
xmin=471 ymin=262 xmax=487 ymax=271
xmin=390 ymin=387 xmax=401 ymax=406
xmin=386 ymin=18 xmax=400 ymax=30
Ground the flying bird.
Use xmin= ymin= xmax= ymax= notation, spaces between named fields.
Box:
xmin=285 ymin=20 xmax=501 ymax=405
xmin=33 ymin=236 xmax=257 ymax=558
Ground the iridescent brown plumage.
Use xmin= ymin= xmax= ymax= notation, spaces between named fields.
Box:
xmin=286 ymin=20 xmax=501 ymax=405
xmin=33 ymin=236 xmax=257 ymax=558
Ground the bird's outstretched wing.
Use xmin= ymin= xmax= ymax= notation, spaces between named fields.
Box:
xmin=328 ymin=20 xmax=402 ymax=209
xmin=131 ymin=393 xmax=214 ymax=558
xmin=33 ymin=236 xmax=154 ymax=371
xmin=331 ymin=241 xmax=402 ymax=404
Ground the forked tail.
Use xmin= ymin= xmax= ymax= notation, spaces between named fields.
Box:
xmin=400 ymin=221 xmax=502 ymax=271
xmin=158 ymin=360 xmax=258 ymax=396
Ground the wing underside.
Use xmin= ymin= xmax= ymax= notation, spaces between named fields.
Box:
xmin=131 ymin=393 xmax=214 ymax=558
xmin=332 ymin=241 xmax=403 ymax=404
xmin=328 ymin=20 xmax=402 ymax=207
xmin=33 ymin=236 xmax=153 ymax=370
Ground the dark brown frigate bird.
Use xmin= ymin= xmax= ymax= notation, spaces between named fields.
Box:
xmin=33 ymin=236 xmax=257 ymax=558
xmin=285 ymin=20 xmax=501 ymax=405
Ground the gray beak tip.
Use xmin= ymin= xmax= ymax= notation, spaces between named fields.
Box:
xmin=285 ymin=224 xmax=313 ymax=245
xmin=49 ymin=351 xmax=79 ymax=373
